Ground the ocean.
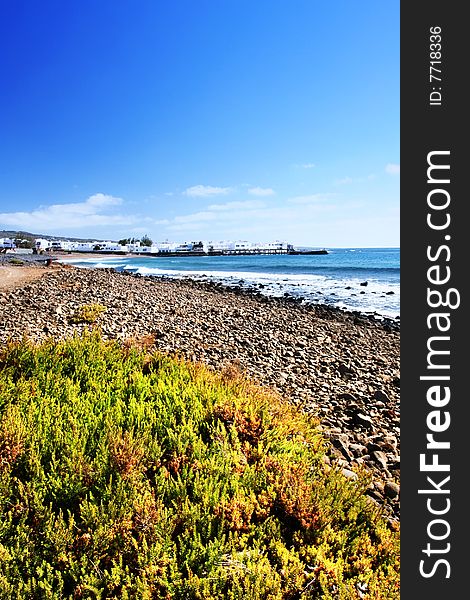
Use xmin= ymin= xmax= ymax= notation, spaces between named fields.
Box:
xmin=61 ymin=247 xmax=400 ymax=320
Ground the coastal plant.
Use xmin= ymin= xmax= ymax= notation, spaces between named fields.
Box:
xmin=68 ymin=303 xmax=107 ymax=325
xmin=0 ymin=332 xmax=399 ymax=598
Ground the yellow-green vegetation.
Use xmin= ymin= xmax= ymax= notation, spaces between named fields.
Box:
xmin=0 ymin=333 xmax=399 ymax=599
xmin=68 ymin=304 xmax=107 ymax=325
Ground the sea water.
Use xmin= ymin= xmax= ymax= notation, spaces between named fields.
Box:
xmin=61 ymin=248 xmax=400 ymax=320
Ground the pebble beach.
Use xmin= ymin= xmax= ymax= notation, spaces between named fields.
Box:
xmin=0 ymin=254 xmax=400 ymax=519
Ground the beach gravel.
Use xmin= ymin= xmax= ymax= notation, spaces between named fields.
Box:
xmin=0 ymin=261 xmax=400 ymax=519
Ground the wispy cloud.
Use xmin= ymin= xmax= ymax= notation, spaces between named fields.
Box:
xmin=247 ymin=186 xmax=275 ymax=196
xmin=335 ymin=176 xmax=354 ymax=185
xmin=162 ymin=196 xmax=336 ymax=238
xmin=293 ymin=163 xmax=316 ymax=169
xmin=174 ymin=211 xmax=217 ymax=224
xmin=287 ymin=193 xmax=334 ymax=205
xmin=183 ymin=185 xmax=232 ymax=197
xmin=385 ymin=163 xmax=400 ymax=175
xmin=334 ymin=174 xmax=376 ymax=185
xmin=0 ymin=193 xmax=136 ymax=231
xmin=145 ymin=188 xmax=398 ymax=247
xmin=208 ymin=200 xmax=266 ymax=211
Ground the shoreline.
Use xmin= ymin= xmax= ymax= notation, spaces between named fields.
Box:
xmin=0 ymin=251 xmax=400 ymax=329
xmin=58 ymin=252 xmax=400 ymax=326
xmin=0 ymin=262 xmax=400 ymax=519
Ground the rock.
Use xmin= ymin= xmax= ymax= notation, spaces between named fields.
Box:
xmin=332 ymin=437 xmax=353 ymax=461
xmin=338 ymin=392 xmax=356 ymax=401
xmin=384 ymin=481 xmax=400 ymax=499
xmin=342 ymin=468 xmax=358 ymax=481
xmin=360 ymin=281 xmax=368 ymax=287
xmin=373 ymin=389 xmax=391 ymax=403
xmin=352 ymin=412 xmax=373 ymax=429
xmin=371 ymin=451 xmax=388 ymax=470
xmin=380 ymin=437 xmax=398 ymax=453
xmin=338 ymin=363 xmax=355 ymax=378
xmin=349 ymin=443 xmax=367 ymax=457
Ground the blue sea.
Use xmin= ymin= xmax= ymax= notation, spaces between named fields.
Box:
xmin=60 ymin=248 xmax=400 ymax=320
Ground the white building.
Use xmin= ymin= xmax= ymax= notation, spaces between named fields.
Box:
xmin=126 ymin=241 xmax=141 ymax=252
xmin=50 ymin=240 xmax=74 ymax=251
xmin=153 ymin=241 xmax=179 ymax=253
xmin=132 ymin=245 xmax=155 ymax=253
xmin=35 ymin=238 xmax=51 ymax=252
xmin=207 ymin=240 xmax=235 ymax=252
xmin=234 ymin=241 xmax=254 ymax=251
xmin=100 ymin=241 xmax=127 ymax=252
xmin=259 ymin=241 xmax=290 ymax=251
xmin=0 ymin=237 xmax=15 ymax=250
xmin=175 ymin=242 xmax=193 ymax=252
xmin=70 ymin=242 xmax=96 ymax=252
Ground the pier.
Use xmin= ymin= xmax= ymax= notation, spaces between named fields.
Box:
xmin=55 ymin=248 xmax=328 ymax=258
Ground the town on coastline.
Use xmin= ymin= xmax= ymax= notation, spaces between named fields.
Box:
xmin=1 ymin=236 xmax=328 ymax=256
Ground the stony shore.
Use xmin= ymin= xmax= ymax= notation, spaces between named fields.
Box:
xmin=0 ymin=257 xmax=400 ymax=519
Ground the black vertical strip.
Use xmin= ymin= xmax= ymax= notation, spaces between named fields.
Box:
xmin=401 ymin=3 xmax=466 ymax=597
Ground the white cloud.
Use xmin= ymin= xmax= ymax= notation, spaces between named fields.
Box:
xmin=385 ymin=163 xmax=400 ymax=175
xmin=167 ymin=222 xmax=211 ymax=233
xmin=287 ymin=193 xmax=333 ymax=204
xmin=335 ymin=174 xmax=376 ymax=185
xmin=147 ymin=191 xmax=398 ymax=247
xmin=0 ymin=193 xmax=135 ymax=231
xmin=128 ymin=227 xmax=152 ymax=234
xmin=162 ymin=199 xmax=336 ymax=240
xmin=248 ymin=186 xmax=275 ymax=196
xmin=207 ymin=200 xmax=266 ymax=211
xmin=335 ymin=176 xmax=354 ymax=185
xmin=85 ymin=193 xmax=122 ymax=208
xmin=174 ymin=211 xmax=217 ymax=224
xmin=183 ymin=185 xmax=232 ymax=197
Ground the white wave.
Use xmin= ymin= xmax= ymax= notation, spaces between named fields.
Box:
xmin=60 ymin=257 xmax=126 ymax=268
xmin=60 ymin=258 xmax=400 ymax=319
xmin=125 ymin=265 xmax=399 ymax=318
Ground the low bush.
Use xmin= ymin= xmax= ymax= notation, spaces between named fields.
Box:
xmin=68 ymin=304 xmax=107 ymax=325
xmin=0 ymin=332 xmax=399 ymax=599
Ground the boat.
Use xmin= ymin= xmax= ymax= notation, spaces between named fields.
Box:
xmin=287 ymin=249 xmax=328 ymax=255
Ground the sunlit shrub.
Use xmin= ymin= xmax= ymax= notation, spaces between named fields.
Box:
xmin=68 ymin=303 xmax=107 ymax=324
xmin=0 ymin=332 xmax=399 ymax=598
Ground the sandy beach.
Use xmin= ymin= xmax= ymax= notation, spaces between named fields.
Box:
xmin=0 ymin=265 xmax=46 ymax=290
xmin=0 ymin=260 xmax=400 ymax=519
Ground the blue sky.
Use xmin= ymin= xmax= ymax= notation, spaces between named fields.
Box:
xmin=0 ymin=0 xmax=399 ymax=247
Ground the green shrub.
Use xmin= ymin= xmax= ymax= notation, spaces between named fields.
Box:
xmin=68 ymin=304 xmax=107 ymax=325
xmin=0 ymin=333 xmax=399 ymax=599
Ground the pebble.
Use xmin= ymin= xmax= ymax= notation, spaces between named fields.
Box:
xmin=384 ymin=481 xmax=400 ymax=499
